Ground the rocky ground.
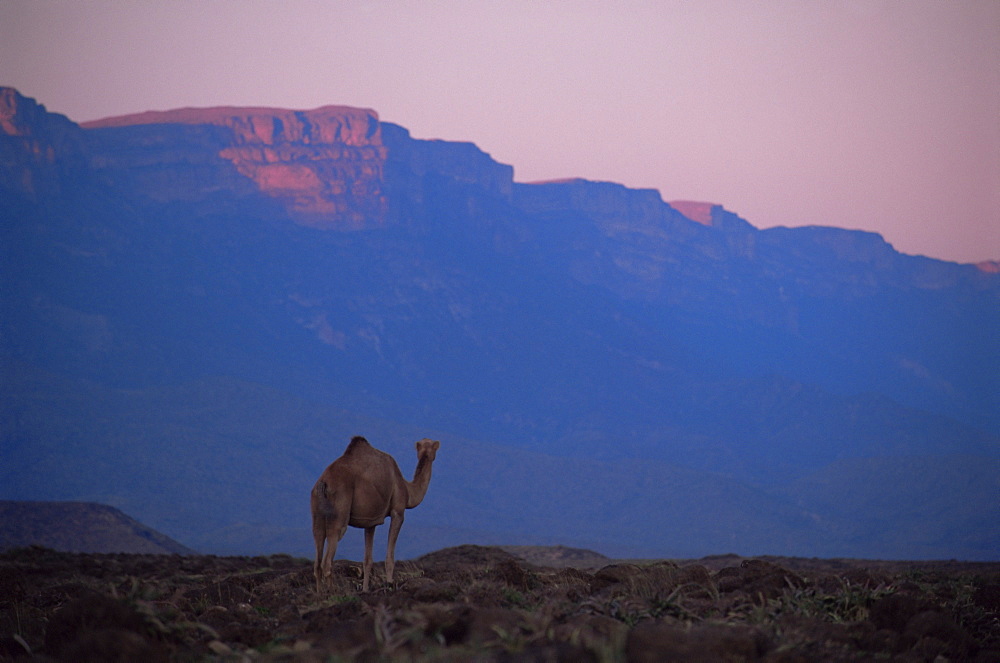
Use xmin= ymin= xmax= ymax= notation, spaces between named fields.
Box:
xmin=1 ymin=544 xmax=998 ymax=661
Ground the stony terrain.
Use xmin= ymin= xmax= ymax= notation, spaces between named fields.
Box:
xmin=2 ymin=545 xmax=998 ymax=661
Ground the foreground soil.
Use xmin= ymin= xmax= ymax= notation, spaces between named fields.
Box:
xmin=1 ymin=545 xmax=998 ymax=662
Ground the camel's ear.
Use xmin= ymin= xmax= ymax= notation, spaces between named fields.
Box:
xmin=416 ymin=439 xmax=440 ymax=452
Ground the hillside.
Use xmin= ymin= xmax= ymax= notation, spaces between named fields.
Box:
xmin=1 ymin=87 xmax=998 ymax=560
xmin=0 ymin=501 xmax=195 ymax=555
xmin=2 ymin=545 xmax=998 ymax=661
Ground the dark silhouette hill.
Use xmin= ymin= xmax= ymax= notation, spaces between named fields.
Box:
xmin=0 ymin=501 xmax=195 ymax=554
xmin=1 ymin=87 xmax=997 ymax=560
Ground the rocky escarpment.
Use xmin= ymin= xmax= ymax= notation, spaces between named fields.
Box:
xmin=82 ymin=105 xmax=388 ymax=229
xmin=511 ymin=179 xmax=763 ymax=297
xmin=78 ymin=104 xmax=519 ymax=231
xmin=0 ymin=88 xmax=87 ymax=199
xmin=380 ymin=122 xmax=515 ymax=233
xmin=515 ymin=178 xmax=686 ymax=239
xmin=669 ymin=199 xmax=755 ymax=234
xmin=669 ymin=199 xmax=716 ymax=226
xmin=382 ymin=122 xmax=513 ymax=201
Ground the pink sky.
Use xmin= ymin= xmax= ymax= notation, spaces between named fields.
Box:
xmin=2 ymin=0 xmax=997 ymax=263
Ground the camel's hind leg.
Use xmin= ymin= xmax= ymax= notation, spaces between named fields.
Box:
xmin=362 ymin=526 xmax=376 ymax=592
xmin=312 ymin=524 xmax=326 ymax=592
xmin=311 ymin=487 xmax=347 ymax=593
xmin=316 ymin=520 xmax=346 ymax=592
xmin=312 ymin=508 xmax=339 ymax=592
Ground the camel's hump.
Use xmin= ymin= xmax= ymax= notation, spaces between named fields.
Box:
xmin=344 ymin=435 xmax=371 ymax=454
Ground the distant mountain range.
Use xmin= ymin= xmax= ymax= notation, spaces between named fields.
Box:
xmin=2 ymin=87 xmax=998 ymax=560
xmin=0 ymin=501 xmax=194 ymax=554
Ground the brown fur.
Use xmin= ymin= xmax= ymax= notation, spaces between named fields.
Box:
xmin=311 ymin=436 xmax=440 ymax=592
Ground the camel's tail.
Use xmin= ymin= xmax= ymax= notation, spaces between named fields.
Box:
xmin=311 ymin=480 xmax=336 ymax=529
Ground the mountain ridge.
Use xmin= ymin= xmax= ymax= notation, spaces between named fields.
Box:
xmin=7 ymin=88 xmax=998 ymax=264
xmin=0 ymin=500 xmax=196 ymax=555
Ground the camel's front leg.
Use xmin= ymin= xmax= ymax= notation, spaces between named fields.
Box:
xmin=385 ymin=511 xmax=404 ymax=586
xmin=362 ymin=526 xmax=376 ymax=592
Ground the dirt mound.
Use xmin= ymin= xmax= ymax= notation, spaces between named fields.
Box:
xmin=1 ymin=546 xmax=998 ymax=661
xmin=416 ymin=544 xmax=520 ymax=567
xmin=502 ymin=544 xmax=611 ymax=568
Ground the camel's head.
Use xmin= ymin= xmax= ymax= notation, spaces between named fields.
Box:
xmin=415 ymin=438 xmax=440 ymax=462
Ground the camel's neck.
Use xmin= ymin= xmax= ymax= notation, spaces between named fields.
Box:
xmin=405 ymin=454 xmax=435 ymax=509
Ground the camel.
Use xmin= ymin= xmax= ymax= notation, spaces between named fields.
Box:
xmin=311 ymin=435 xmax=440 ymax=592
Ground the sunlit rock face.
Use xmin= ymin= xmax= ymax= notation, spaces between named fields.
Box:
xmin=669 ymin=200 xmax=717 ymax=226
xmin=82 ymin=105 xmax=389 ymax=229
xmin=0 ymin=88 xmax=87 ymax=198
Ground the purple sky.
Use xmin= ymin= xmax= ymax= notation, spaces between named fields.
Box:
xmin=2 ymin=0 xmax=998 ymax=263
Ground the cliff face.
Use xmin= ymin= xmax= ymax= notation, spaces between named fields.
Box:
xmin=515 ymin=178 xmax=684 ymax=239
xmin=82 ymin=105 xmax=389 ymax=229
xmin=76 ymin=105 xmax=520 ymax=231
xmin=0 ymin=88 xmax=86 ymax=199
xmin=669 ymin=200 xmax=716 ymax=226
xmin=382 ymin=122 xmax=513 ymax=201
xmin=511 ymin=179 xmax=767 ymax=300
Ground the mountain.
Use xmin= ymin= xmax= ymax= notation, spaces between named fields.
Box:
xmin=0 ymin=501 xmax=195 ymax=554
xmin=2 ymin=87 xmax=998 ymax=560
